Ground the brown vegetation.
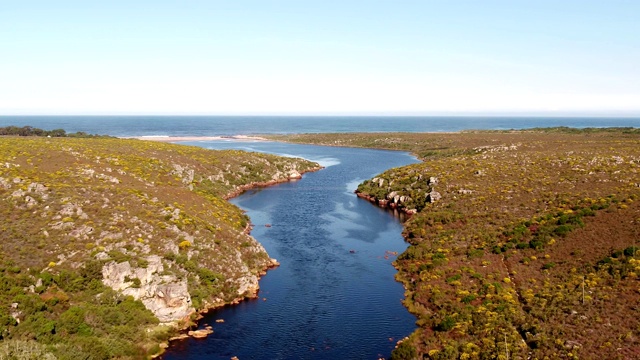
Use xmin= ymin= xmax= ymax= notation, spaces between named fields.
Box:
xmin=270 ymin=129 xmax=640 ymax=360
xmin=0 ymin=136 xmax=319 ymax=359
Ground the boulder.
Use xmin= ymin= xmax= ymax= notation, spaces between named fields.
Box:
xmin=427 ymin=191 xmax=442 ymax=203
xmin=24 ymin=196 xmax=37 ymax=207
xmin=288 ymin=170 xmax=302 ymax=179
xmin=236 ymin=274 xmax=259 ymax=297
xmin=188 ymin=328 xmax=213 ymax=338
xmin=0 ymin=177 xmax=10 ymax=189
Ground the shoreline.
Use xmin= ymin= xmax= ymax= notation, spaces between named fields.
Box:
xmin=157 ymin=164 xmax=323 ymax=357
xmin=128 ymin=135 xmax=269 ymax=142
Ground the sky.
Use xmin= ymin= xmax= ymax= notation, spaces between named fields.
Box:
xmin=1 ymin=1 xmax=639 ymax=116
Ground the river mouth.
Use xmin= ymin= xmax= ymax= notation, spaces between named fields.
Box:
xmin=161 ymin=141 xmax=419 ymax=360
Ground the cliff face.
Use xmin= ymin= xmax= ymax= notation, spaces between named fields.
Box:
xmin=0 ymin=136 xmax=321 ymax=358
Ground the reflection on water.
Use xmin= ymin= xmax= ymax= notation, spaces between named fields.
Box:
xmin=162 ymin=141 xmax=419 ymax=360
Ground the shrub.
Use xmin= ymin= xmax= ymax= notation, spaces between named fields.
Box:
xmin=446 ymin=274 xmax=461 ymax=283
xmin=178 ymin=240 xmax=192 ymax=250
xmin=461 ymin=294 xmax=477 ymax=304
xmin=0 ymin=340 xmax=56 ymax=360
xmin=58 ymin=306 xmax=89 ymax=335
xmin=391 ymin=340 xmax=417 ymax=360
xmin=553 ymin=224 xmax=573 ymax=237
xmin=623 ymin=246 xmax=637 ymax=257
xmin=197 ymin=268 xmax=224 ymax=286
xmin=542 ymin=262 xmax=556 ymax=270
xmin=435 ymin=316 xmax=456 ymax=331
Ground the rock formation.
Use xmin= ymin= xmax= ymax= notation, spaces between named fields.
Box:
xmin=102 ymin=255 xmax=194 ymax=323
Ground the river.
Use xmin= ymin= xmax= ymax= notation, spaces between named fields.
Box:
xmin=161 ymin=140 xmax=420 ymax=360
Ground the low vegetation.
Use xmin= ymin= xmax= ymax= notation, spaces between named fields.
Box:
xmin=0 ymin=132 xmax=319 ymax=359
xmin=269 ymin=129 xmax=640 ymax=359
xmin=0 ymin=125 xmax=107 ymax=138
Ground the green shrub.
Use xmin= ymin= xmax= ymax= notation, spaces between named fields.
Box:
xmin=390 ymin=340 xmax=417 ymax=360
xmin=435 ymin=316 xmax=456 ymax=331
xmin=58 ymin=306 xmax=89 ymax=335
xmin=623 ymin=246 xmax=637 ymax=257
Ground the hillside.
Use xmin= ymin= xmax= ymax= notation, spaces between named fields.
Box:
xmin=268 ymin=130 xmax=640 ymax=359
xmin=0 ymin=136 xmax=320 ymax=359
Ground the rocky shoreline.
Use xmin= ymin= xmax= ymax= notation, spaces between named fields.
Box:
xmin=222 ymin=166 xmax=323 ymax=200
xmin=156 ymin=164 xmax=323 ymax=356
xmin=355 ymin=190 xmax=419 ymax=215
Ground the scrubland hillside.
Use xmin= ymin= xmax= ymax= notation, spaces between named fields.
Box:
xmin=270 ymin=129 xmax=640 ymax=360
xmin=0 ymin=136 xmax=319 ymax=359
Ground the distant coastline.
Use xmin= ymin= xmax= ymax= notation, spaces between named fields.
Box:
xmin=0 ymin=116 xmax=638 ymax=138
xmin=130 ymin=135 xmax=268 ymax=142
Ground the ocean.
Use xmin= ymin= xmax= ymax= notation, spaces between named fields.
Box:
xmin=0 ymin=116 xmax=638 ymax=137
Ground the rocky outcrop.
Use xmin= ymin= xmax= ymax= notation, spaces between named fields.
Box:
xmin=95 ymin=163 xmax=318 ymax=325
xmin=426 ymin=190 xmax=441 ymax=203
xmin=188 ymin=328 xmax=213 ymax=338
xmin=101 ymin=255 xmax=194 ymax=323
xmin=223 ymin=165 xmax=322 ymax=200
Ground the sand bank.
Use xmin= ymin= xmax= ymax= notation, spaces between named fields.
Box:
xmin=129 ymin=135 xmax=268 ymax=142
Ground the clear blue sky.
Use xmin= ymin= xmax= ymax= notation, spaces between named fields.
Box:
xmin=1 ymin=1 xmax=639 ymax=115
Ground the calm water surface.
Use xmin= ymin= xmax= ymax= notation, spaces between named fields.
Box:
xmin=1 ymin=115 xmax=638 ymax=137
xmin=161 ymin=141 xmax=420 ymax=360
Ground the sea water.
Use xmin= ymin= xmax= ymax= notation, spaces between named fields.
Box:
xmin=0 ymin=115 xmax=638 ymax=137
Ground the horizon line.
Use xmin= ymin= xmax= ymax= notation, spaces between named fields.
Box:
xmin=2 ymin=113 xmax=640 ymax=118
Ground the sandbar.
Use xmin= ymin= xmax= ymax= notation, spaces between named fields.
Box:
xmin=129 ymin=135 xmax=268 ymax=142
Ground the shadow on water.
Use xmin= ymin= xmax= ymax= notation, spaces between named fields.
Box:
xmin=162 ymin=141 xmax=420 ymax=360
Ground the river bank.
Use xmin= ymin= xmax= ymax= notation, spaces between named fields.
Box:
xmin=131 ymin=135 xmax=269 ymax=142
xmin=156 ymin=162 xmax=324 ymax=356
xmin=160 ymin=140 xmax=419 ymax=360
xmin=293 ymin=130 xmax=640 ymax=359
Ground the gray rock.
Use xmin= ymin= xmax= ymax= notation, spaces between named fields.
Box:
xmin=0 ymin=177 xmax=10 ymax=189
xmin=70 ymin=225 xmax=94 ymax=238
xmin=11 ymin=189 xmax=25 ymax=198
xmin=102 ymin=256 xmax=195 ymax=323
xmin=24 ymin=196 xmax=37 ymax=207
xmin=427 ymin=191 xmax=442 ymax=203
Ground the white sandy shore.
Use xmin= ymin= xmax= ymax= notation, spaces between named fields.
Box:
xmin=127 ymin=135 xmax=269 ymax=142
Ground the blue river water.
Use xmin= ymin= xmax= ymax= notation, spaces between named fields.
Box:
xmin=161 ymin=140 xmax=420 ymax=360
